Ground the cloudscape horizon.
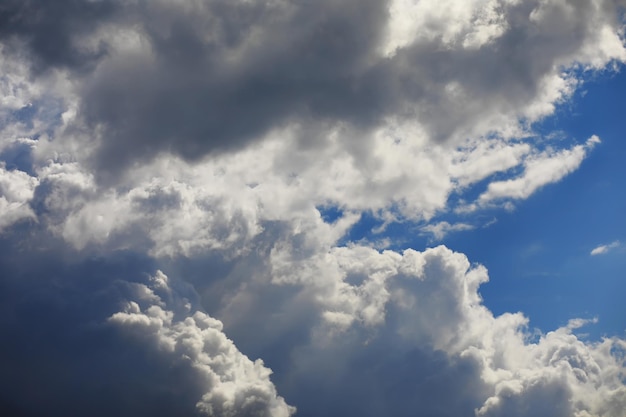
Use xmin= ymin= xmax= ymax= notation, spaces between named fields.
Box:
xmin=1 ymin=1 xmax=625 ymax=416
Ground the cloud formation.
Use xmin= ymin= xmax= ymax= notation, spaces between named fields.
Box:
xmin=3 ymin=0 xmax=625 ymax=176
xmin=480 ymin=136 xmax=600 ymax=200
xmin=591 ymin=240 xmax=621 ymax=256
xmin=0 ymin=241 xmax=293 ymax=417
xmin=1 ymin=1 xmax=625 ymax=416
xmin=109 ymin=271 xmax=295 ymax=417
xmin=245 ymin=243 xmax=626 ymax=417
xmin=0 ymin=162 xmax=37 ymax=230
xmin=421 ymin=221 xmax=475 ymax=241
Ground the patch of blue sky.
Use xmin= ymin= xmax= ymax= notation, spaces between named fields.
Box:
xmin=9 ymin=103 xmax=38 ymax=129
xmin=0 ymin=98 xmax=65 ymax=175
xmin=441 ymin=69 xmax=626 ymax=340
xmin=316 ymin=204 xmax=344 ymax=224
xmin=326 ymin=206 xmax=428 ymax=251
xmin=0 ymin=140 xmax=35 ymax=174
xmin=332 ymin=68 xmax=626 ymax=340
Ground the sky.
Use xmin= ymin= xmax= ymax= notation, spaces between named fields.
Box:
xmin=1 ymin=1 xmax=626 ymax=416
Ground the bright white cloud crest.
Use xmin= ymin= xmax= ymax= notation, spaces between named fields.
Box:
xmin=109 ymin=271 xmax=295 ymax=417
xmin=0 ymin=0 xmax=625 ymax=416
xmin=591 ymin=241 xmax=621 ymax=256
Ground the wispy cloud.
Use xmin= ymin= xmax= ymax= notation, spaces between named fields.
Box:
xmin=478 ymin=136 xmax=601 ymax=205
xmin=420 ymin=221 xmax=474 ymax=241
xmin=590 ymin=241 xmax=620 ymax=256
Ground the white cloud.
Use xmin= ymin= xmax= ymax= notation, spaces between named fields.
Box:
xmin=0 ymin=0 xmax=618 ymax=253
xmin=591 ymin=241 xmax=621 ymax=256
xmin=109 ymin=271 xmax=295 ymax=417
xmin=420 ymin=221 xmax=475 ymax=241
xmin=0 ymin=1 xmax=625 ymax=416
xmin=20 ymin=129 xmax=599 ymax=258
xmin=450 ymin=139 xmax=532 ymax=188
xmin=385 ymin=0 xmax=510 ymax=55
xmin=253 ymin=243 xmax=626 ymax=416
xmin=477 ymin=136 xmax=600 ymax=206
xmin=0 ymin=163 xmax=38 ymax=232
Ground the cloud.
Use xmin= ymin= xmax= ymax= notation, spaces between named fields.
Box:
xmin=590 ymin=240 xmax=621 ymax=256
xmin=0 ymin=0 xmax=119 ymax=73
xmin=234 ymin=242 xmax=626 ymax=417
xmin=108 ymin=271 xmax=295 ymax=417
xmin=0 ymin=1 xmax=619 ymax=240
xmin=474 ymin=136 xmax=600 ymax=208
xmin=0 ymin=1 xmax=625 ymax=416
xmin=0 ymin=162 xmax=38 ymax=231
xmin=0 ymin=239 xmax=293 ymax=417
xmin=421 ymin=221 xmax=475 ymax=241
xmin=6 ymin=180 xmax=622 ymax=417
xmin=2 ymin=0 xmax=624 ymax=177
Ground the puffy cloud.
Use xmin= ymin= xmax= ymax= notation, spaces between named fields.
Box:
xmin=590 ymin=240 xmax=621 ymax=255
xmin=0 ymin=239 xmax=293 ymax=417
xmin=0 ymin=1 xmax=617 ymax=252
xmin=0 ymin=163 xmax=38 ymax=231
xmin=3 ymin=231 xmax=621 ymax=417
xmin=14 ymin=127 xmax=598 ymax=257
xmin=109 ymin=270 xmax=295 ymax=417
xmin=0 ymin=1 xmax=625 ymax=417
xmin=257 ymin=243 xmax=626 ymax=417
xmin=166 ymin=223 xmax=624 ymax=416
xmin=475 ymin=322 xmax=626 ymax=417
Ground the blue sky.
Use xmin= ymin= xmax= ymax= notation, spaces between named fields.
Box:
xmin=441 ymin=70 xmax=626 ymax=339
xmin=337 ymin=68 xmax=626 ymax=341
xmin=1 ymin=1 xmax=626 ymax=416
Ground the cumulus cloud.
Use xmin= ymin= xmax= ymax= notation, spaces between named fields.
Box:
xmin=237 ymin=243 xmax=626 ymax=417
xmin=0 ymin=1 xmax=625 ymax=416
xmin=0 ymin=239 xmax=293 ymax=417
xmin=0 ymin=162 xmax=38 ymax=231
xmin=109 ymin=270 xmax=295 ymax=417
xmin=591 ymin=241 xmax=621 ymax=256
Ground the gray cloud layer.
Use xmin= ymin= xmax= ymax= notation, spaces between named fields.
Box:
xmin=5 ymin=0 xmax=625 ymax=177
xmin=0 ymin=0 xmax=118 ymax=72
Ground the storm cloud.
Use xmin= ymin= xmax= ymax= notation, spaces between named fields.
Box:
xmin=5 ymin=0 xmax=626 ymax=176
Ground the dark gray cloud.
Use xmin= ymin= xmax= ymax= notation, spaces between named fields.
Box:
xmin=280 ymin=341 xmax=487 ymax=417
xmin=6 ymin=0 xmax=623 ymax=179
xmin=0 ymin=0 xmax=118 ymax=73
xmin=78 ymin=0 xmax=390 ymax=177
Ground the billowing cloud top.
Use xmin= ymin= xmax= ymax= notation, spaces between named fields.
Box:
xmin=1 ymin=1 xmax=625 ymax=416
